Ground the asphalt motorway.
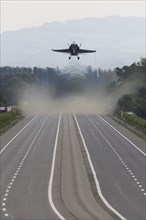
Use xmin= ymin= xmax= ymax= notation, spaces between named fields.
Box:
xmin=0 ymin=114 xmax=145 ymax=220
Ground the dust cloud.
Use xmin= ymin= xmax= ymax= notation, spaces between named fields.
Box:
xmin=19 ymin=85 xmax=114 ymax=115
xmin=19 ymin=64 xmax=142 ymax=116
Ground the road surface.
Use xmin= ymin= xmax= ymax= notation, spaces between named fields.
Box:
xmin=0 ymin=114 xmax=145 ymax=220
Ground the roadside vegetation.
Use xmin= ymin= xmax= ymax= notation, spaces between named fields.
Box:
xmin=114 ymin=58 xmax=146 ymax=117
xmin=113 ymin=58 xmax=146 ymax=135
xmin=122 ymin=113 xmax=146 ymax=134
xmin=0 ymin=58 xmax=145 ymax=134
xmin=0 ymin=108 xmax=23 ymax=134
xmin=113 ymin=112 xmax=146 ymax=135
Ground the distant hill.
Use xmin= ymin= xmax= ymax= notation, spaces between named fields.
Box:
xmin=1 ymin=16 xmax=145 ymax=69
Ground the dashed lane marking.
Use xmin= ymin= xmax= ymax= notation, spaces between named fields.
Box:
xmin=87 ymin=115 xmax=146 ymax=196
xmin=74 ymin=114 xmax=126 ymax=220
xmin=0 ymin=115 xmax=38 ymax=154
xmin=97 ymin=115 xmax=146 ymax=157
xmin=1 ymin=116 xmax=48 ymax=218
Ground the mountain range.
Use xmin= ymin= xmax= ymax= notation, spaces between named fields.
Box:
xmin=1 ymin=16 xmax=145 ymax=69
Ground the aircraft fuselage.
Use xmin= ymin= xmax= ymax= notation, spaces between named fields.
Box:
xmin=69 ymin=43 xmax=80 ymax=56
xmin=52 ymin=42 xmax=96 ymax=59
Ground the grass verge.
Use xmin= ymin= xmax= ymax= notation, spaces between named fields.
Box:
xmin=111 ymin=113 xmax=146 ymax=139
xmin=123 ymin=113 xmax=146 ymax=134
xmin=0 ymin=108 xmax=24 ymax=135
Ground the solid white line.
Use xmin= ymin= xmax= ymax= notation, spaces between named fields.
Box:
xmin=74 ymin=114 xmax=126 ymax=220
xmin=87 ymin=116 xmax=118 ymax=154
xmin=87 ymin=116 xmax=145 ymax=195
xmin=48 ymin=114 xmax=65 ymax=220
xmin=0 ymin=115 xmax=38 ymax=154
xmin=1 ymin=116 xmax=48 ymax=219
xmin=25 ymin=116 xmax=48 ymax=154
xmin=97 ymin=115 xmax=146 ymax=156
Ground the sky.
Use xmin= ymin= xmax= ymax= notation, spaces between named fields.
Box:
xmin=1 ymin=0 xmax=145 ymax=33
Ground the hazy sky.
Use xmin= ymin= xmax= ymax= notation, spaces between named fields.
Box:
xmin=1 ymin=0 xmax=145 ymax=32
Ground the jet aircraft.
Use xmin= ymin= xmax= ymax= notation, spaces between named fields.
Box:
xmin=52 ymin=42 xmax=96 ymax=59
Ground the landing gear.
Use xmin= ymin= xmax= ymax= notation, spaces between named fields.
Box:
xmin=77 ymin=56 xmax=80 ymax=60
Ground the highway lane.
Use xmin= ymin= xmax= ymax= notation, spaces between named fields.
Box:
xmin=0 ymin=114 xmax=38 ymax=153
xmin=1 ymin=113 xmax=119 ymax=220
xmin=54 ymin=114 xmax=117 ymax=220
xmin=76 ymin=114 xmax=146 ymax=220
xmin=1 ymin=114 xmax=60 ymax=219
xmin=1 ymin=115 xmax=46 ymax=191
xmin=0 ymin=113 xmax=145 ymax=219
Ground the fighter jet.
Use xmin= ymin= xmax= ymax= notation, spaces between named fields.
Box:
xmin=52 ymin=42 xmax=96 ymax=59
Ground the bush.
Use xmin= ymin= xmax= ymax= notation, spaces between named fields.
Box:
xmin=0 ymin=108 xmax=22 ymax=130
xmin=123 ymin=113 xmax=146 ymax=133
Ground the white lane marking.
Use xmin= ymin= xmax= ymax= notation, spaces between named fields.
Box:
xmin=48 ymin=114 xmax=65 ymax=220
xmin=1 ymin=116 xmax=49 ymax=218
xmin=74 ymin=114 xmax=126 ymax=220
xmin=97 ymin=115 xmax=146 ymax=156
xmin=87 ymin=116 xmax=145 ymax=195
xmin=0 ymin=115 xmax=38 ymax=154
xmin=2 ymin=117 xmax=48 ymax=217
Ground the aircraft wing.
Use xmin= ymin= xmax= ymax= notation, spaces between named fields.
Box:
xmin=52 ymin=49 xmax=70 ymax=53
xmin=78 ymin=49 xmax=96 ymax=53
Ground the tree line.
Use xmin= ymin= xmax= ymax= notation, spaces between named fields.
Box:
xmin=114 ymin=58 xmax=146 ymax=118
xmin=0 ymin=58 xmax=145 ymax=118
xmin=0 ymin=65 xmax=114 ymax=104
